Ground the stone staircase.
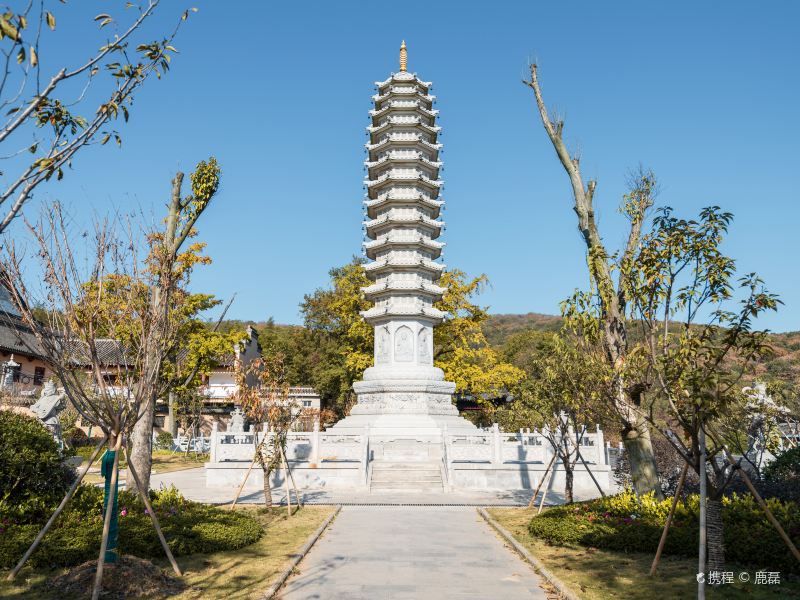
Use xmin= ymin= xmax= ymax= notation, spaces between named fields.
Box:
xmin=369 ymin=461 xmax=444 ymax=493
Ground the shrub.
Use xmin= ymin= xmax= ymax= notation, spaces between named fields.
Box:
xmin=0 ymin=411 xmax=75 ymax=523
xmin=0 ymin=485 xmax=263 ymax=569
xmin=64 ymin=426 xmax=88 ymax=447
xmin=763 ymin=446 xmax=800 ymax=483
xmin=528 ymin=490 xmax=800 ymax=574
xmin=154 ymin=431 xmax=174 ymax=451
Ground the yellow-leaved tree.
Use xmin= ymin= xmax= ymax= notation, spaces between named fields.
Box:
xmin=299 ymin=259 xmax=523 ymax=416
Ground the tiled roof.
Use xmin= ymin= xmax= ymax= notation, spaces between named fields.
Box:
xmin=0 ymin=315 xmax=130 ymax=367
xmin=0 ymin=314 xmax=45 ymax=359
xmin=64 ymin=338 xmax=130 ymax=367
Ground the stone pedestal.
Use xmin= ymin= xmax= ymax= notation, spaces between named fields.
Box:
xmin=328 ymin=364 xmax=477 ymax=439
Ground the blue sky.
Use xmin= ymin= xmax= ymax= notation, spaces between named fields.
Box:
xmin=7 ymin=1 xmax=800 ymax=331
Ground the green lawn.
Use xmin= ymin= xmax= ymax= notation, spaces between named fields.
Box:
xmin=73 ymin=449 xmax=209 ymax=485
xmin=0 ymin=505 xmax=334 ymax=600
xmin=488 ymin=507 xmax=800 ymax=600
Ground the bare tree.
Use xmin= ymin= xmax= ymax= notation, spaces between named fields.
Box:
xmin=0 ymin=1 xmax=194 ymax=234
xmin=1 ymin=202 xmax=183 ymax=598
xmin=237 ymin=355 xmax=305 ymax=509
xmin=523 ymin=64 xmax=662 ymax=498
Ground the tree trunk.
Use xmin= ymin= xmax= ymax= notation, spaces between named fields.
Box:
xmin=165 ymin=392 xmax=177 ymax=436
xmin=623 ymin=423 xmax=663 ymax=500
xmin=706 ymin=498 xmax=725 ymax=573
xmin=128 ymin=398 xmax=155 ymax=492
xmin=564 ymin=463 xmax=574 ymax=504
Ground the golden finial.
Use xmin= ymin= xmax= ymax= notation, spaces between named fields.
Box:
xmin=399 ymin=40 xmax=407 ymax=72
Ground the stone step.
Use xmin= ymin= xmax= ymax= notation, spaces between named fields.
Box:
xmin=370 ymin=481 xmax=444 ymax=492
xmin=368 ymin=461 xmax=444 ymax=493
xmin=371 ymin=462 xmax=441 ymax=470
xmin=370 ymin=468 xmax=441 ymax=475
xmin=370 ymin=474 xmax=442 ymax=483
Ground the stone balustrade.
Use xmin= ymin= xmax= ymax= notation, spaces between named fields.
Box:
xmin=205 ymin=423 xmax=612 ymax=495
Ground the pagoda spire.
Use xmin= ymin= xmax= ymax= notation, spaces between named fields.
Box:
xmin=399 ymin=40 xmax=407 ymax=72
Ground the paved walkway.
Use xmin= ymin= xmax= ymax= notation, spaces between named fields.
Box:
xmin=279 ymin=506 xmax=549 ymax=600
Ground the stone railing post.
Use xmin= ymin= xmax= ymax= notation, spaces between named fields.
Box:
xmin=595 ymin=424 xmax=605 ymax=465
xmin=311 ymin=420 xmax=320 ymax=465
xmin=492 ymin=423 xmax=502 ymax=466
xmin=541 ymin=427 xmax=552 ymax=465
xmin=210 ymin=422 xmax=218 ymax=463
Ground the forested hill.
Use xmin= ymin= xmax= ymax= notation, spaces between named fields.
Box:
xmin=480 ymin=313 xmax=800 ymax=390
xmin=481 ymin=313 xmax=563 ymax=347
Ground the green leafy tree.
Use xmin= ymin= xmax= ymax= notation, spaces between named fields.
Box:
xmin=434 ymin=270 xmax=524 ymax=399
xmin=169 ymin=322 xmax=247 ymax=441
xmin=299 ymin=258 xmax=373 ymax=414
xmin=501 ymin=330 xmax=611 ymax=502
xmin=300 ymin=259 xmax=523 ymax=415
xmin=128 ymin=156 xmax=222 ymax=491
xmin=621 ymin=205 xmax=780 ymax=571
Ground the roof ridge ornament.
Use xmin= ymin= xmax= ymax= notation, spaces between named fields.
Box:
xmin=399 ymin=40 xmax=407 ymax=72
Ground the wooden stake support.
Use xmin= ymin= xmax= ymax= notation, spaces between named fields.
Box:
xmin=229 ymin=453 xmax=257 ymax=510
xmin=7 ymin=435 xmax=108 ymax=581
xmin=122 ymin=445 xmax=182 ymax=575
xmin=574 ymin=445 xmax=606 ymax=498
xmin=92 ymin=434 xmax=123 ymax=600
xmin=537 ymin=461 xmax=555 ymax=515
xmin=528 ymin=453 xmax=556 ymax=509
xmin=282 ymin=450 xmax=292 ymax=516
xmin=282 ymin=445 xmax=303 ymax=508
xmin=650 ymin=462 xmax=688 ymax=576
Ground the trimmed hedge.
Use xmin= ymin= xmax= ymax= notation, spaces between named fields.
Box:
xmin=764 ymin=446 xmax=800 ymax=483
xmin=0 ymin=485 xmax=263 ymax=569
xmin=528 ymin=490 xmax=800 ymax=574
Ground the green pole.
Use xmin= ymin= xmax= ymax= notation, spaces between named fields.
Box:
xmin=100 ymin=450 xmax=119 ymax=564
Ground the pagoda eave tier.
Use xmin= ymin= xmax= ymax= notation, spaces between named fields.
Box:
xmin=364 ymin=194 xmax=443 ymax=219
xmin=374 ymin=72 xmax=432 ymax=90
xmin=367 ymin=119 xmax=440 ymax=137
xmin=365 ymin=154 xmax=442 ymax=171
xmin=366 ymin=135 xmax=441 ymax=156
xmin=373 ymin=90 xmax=435 ymax=106
xmin=364 ymin=216 xmax=443 ymax=238
xmin=361 ymin=305 xmax=445 ymax=323
xmin=365 ymin=176 xmax=442 ymax=198
xmin=363 ymin=237 xmax=444 ymax=260
xmin=369 ymin=103 xmax=438 ymax=122
xmin=362 ymin=281 xmax=446 ymax=299
xmin=363 ymin=257 xmax=445 ymax=278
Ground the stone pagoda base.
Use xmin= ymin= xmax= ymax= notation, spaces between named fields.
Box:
xmin=327 ymin=365 xmax=477 ymax=460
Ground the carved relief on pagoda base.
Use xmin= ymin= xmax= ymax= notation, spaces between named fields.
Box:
xmin=349 ymin=390 xmax=459 ymax=416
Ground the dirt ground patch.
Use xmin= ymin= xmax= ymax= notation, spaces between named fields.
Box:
xmin=49 ymin=555 xmax=184 ymax=599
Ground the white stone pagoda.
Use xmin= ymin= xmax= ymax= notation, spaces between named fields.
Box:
xmin=330 ymin=42 xmax=476 ymax=437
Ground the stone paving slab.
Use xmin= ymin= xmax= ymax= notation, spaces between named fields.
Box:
xmin=278 ymin=506 xmax=549 ymax=600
